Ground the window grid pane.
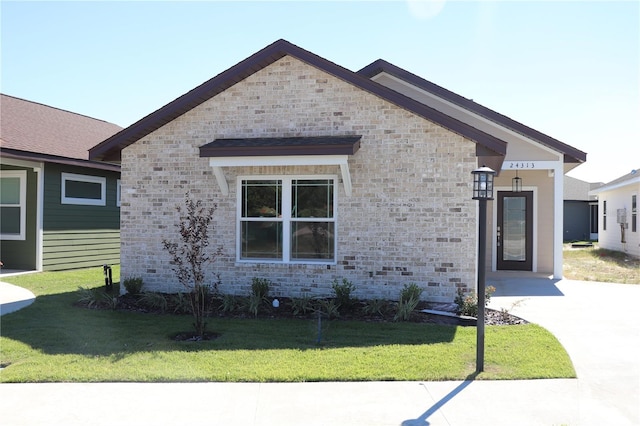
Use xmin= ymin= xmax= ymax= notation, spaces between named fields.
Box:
xmin=0 ymin=177 xmax=21 ymax=204
xmin=292 ymin=179 xmax=333 ymax=218
xmin=0 ymin=206 xmax=21 ymax=234
xmin=65 ymin=180 xmax=103 ymax=200
xmin=290 ymin=221 xmax=334 ymax=260
xmin=241 ymin=221 xmax=283 ymax=259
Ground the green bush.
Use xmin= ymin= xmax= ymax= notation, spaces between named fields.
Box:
xmin=399 ymin=283 xmax=423 ymax=303
xmin=251 ymin=278 xmax=271 ymax=300
xmin=362 ymin=299 xmax=389 ymax=317
xmin=331 ymin=278 xmax=356 ymax=310
xmin=455 ymin=285 xmax=496 ymax=317
xmin=394 ymin=297 xmax=419 ymax=322
xmin=139 ymin=292 xmax=168 ymax=313
xmin=123 ymin=277 xmax=144 ymax=295
xmin=289 ymin=296 xmax=315 ymax=316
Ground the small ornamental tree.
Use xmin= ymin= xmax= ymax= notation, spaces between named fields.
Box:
xmin=162 ymin=193 xmax=222 ymax=338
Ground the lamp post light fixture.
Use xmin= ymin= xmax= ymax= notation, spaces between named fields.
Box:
xmin=471 ymin=165 xmax=496 ymax=373
xmin=512 ymin=170 xmax=522 ymax=193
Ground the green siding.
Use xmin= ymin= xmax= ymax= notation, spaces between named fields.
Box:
xmin=43 ymin=163 xmax=120 ymax=230
xmin=43 ymin=229 xmax=120 ymax=271
xmin=41 ymin=163 xmax=120 ymax=271
xmin=0 ymin=165 xmax=37 ymax=270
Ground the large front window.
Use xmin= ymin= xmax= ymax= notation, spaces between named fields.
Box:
xmin=238 ymin=176 xmax=336 ymax=263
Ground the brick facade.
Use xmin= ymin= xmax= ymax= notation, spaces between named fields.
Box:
xmin=120 ymin=56 xmax=478 ymax=303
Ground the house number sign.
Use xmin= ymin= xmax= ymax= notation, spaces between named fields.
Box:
xmin=502 ymin=160 xmax=560 ymax=171
xmin=508 ymin=162 xmax=535 ymax=169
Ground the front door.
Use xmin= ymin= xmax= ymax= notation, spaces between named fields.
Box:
xmin=497 ymin=191 xmax=533 ymax=271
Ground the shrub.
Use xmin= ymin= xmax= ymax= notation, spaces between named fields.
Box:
xmin=77 ymin=287 xmax=101 ymax=309
xmin=455 ymin=285 xmax=496 ymax=317
xmin=289 ymin=296 xmax=315 ymax=316
xmin=394 ymin=297 xmax=420 ymax=322
xmin=123 ymin=277 xmax=144 ymax=295
xmin=400 ymin=283 xmax=423 ymax=303
xmin=139 ymin=292 xmax=168 ymax=313
xmin=317 ymin=299 xmax=340 ymax=319
xmin=220 ymin=294 xmax=240 ymax=314
xmin=170 ymin=292 xmax=192 ymax=314
xmin=251 ymin=278 xmax=271 ymax=300
xmin=392 ymin=283 xmax=423 ymax=322
xmin=331 ymin=278 xmax=356 ymax=310
xmin=362 ymin=299 xmax=389 ymax=317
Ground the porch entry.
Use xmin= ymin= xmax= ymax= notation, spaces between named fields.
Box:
xmin=496 ymin=191 xmax=533 ymax=271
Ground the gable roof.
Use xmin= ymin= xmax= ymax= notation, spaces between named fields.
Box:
xmin=1 ymin=94 xmax=122 ymax=171
xmin=358 ymin=59 xmax=586 ymax=165
xmin=590 ymin=168 xmax=640 ymax=194
xmin=89 ymin=39 xmax=509 ymax=162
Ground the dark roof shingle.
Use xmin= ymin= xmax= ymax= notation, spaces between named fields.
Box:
xmin=1 ymin=94 xmax=122 ymax=161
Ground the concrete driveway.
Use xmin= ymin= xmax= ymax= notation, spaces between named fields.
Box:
xmin=488 ymin=275 xmax=640 ymax=425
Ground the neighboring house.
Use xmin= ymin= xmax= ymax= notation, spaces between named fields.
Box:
xmin=90 ymin=39 xmax=586 ymax=302
xmin=1 ymin=94 xmax=122 ymax=271
xmin=589 ymin=168 xmax=640 ymax=258
xmin=563 ymin=176 xmax=603 ymax=242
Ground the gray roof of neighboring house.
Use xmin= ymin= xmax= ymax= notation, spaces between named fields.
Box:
xmin=590 ymin=168 xmax=640 ymax=195
xmin=564 ymin=175 xmax=603 ymax=201
xmin=1 ymin=94 xmax=122 ymax=171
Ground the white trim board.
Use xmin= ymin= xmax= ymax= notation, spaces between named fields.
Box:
xmin=209 ymin=155 xmax=352 ymax=196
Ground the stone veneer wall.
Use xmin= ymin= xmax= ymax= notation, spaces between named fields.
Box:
xmin=120 ymin=56 xmax=478 ymax=303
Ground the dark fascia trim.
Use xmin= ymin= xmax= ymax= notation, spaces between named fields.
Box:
xmin=200 ymin=135 xmax=361 ymax=157
xmin=359 ymin=59 xmax=586 ymax=164
xmin=90 ymin=39 xmax=507 ymax=162
xmin=0 ymin=148 xmax=121 ymax=172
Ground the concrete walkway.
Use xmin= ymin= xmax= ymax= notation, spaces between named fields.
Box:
xmin=0 ymin=281 xmax=35 ymax=316
xmin=0 ymin=277 xmax=638 ymax=425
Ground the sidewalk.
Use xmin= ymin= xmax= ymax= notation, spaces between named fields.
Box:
xmin=1 ymin=277 xmax=638 ymax=425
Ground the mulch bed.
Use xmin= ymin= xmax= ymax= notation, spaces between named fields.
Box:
xmin=80 ymin=292 xmax=528 ymax=327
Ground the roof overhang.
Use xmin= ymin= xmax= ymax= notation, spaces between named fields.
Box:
xmin=199 ymin=136 xmax=361 ymax=196
xmin=0 ymin=148 xmax=121 ymax=172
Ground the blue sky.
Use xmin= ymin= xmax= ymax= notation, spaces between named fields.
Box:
xmin=1 ymin=1 xmax=638 ymax=183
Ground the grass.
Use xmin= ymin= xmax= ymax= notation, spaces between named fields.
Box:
xmin=0 ymin=266 xmax=575 ymax=382
xmin=563 ymin=244 xmax=640 ymax=284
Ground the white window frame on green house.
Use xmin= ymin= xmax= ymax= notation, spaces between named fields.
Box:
xmin=236 ymin=175 xmax=338 ymax=264
xmin=116 ymin=179 xmax=121 ymax=207
xmin=0 ymin=170 xmax=27 ymax=240
xmin=61 ymin=172 xmax=106 ymax=206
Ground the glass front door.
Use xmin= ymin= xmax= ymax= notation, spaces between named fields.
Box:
xmin=497 ymin=191 xmax=533 ymax=271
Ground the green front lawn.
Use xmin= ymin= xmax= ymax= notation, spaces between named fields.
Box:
xmin=0 ymin=267 xmax=575 ymax=382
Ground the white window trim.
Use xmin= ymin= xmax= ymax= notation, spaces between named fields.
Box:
xmin=236 ymin=175 xmax=338 ymax=265
xmin=116 ymin=179 xmax=121 ymax=207
xmin=61 ymin=172 xmax=106 ymax=206
xmin=0 ymin=170 xmax=27 ymax=240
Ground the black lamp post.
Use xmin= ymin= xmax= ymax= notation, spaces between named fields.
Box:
xmin=472 ymin=165 xmax=496 ymax=373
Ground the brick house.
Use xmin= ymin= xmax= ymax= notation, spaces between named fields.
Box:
xmin=90 ymin=40 xmax=586 ymax=302
xmin=1 ymin=94 xmax=122 ymax=271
